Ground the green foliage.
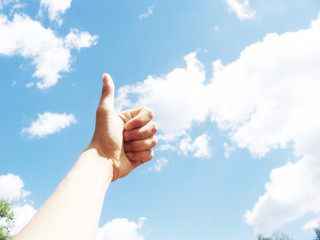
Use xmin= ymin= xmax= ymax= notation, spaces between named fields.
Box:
xmin=0 ymin=227 xmax=11 ymax=240
xmin=0 ymin=199 xmax=14 ymax=240
xmin=258 ymin=236 xmax=271 ymax=240
xmin=257 ymin=225 xmax=320 ymax=240
xmin=257 ymin=232 xmax=291 ymax=240
xmin=0 ymin=199 xmax=14 ymax=220
xmin=314 ymin=227 xmax=320 ymax=240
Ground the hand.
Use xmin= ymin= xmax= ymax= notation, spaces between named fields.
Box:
xmin=89 ymin=74 xmax=157 ymax=181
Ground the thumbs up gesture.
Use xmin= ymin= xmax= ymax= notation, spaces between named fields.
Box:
xmin=90 ymin=74 xmax=157 ymax=181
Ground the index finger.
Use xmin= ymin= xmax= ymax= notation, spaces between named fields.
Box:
xmin=124 ymin=107 xmax=154 ymax=131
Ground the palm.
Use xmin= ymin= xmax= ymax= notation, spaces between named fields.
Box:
xmin=94 ymin=107 xmax=138 ymax=180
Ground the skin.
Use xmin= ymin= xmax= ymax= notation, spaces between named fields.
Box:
xmin=14 ymin=74 xmax=157 ymax=240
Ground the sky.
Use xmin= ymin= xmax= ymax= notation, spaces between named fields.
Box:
xmin=1 ymin=0 xmax=320 ymax=239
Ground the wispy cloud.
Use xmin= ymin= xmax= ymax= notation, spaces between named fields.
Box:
xmin=9 ymin=3 xmax=26 ymax=15
xmin=0 ymin=0 xmax=19 ymax=10
xmin=39 ymin=0 xmax=72 ymax=26
xmin=148 ymin=158 xmax=168 ymax=172
xmin=223 ymin=142 xmax=235 ymax=159
xmin=180 ymin=134 xmax=211 ymax=158
xmin=25 ymin=82 xmax=34 ymax=88
xmin=224 ymin=0 xmax=255 ymax=20
xmin=22 ymin=112 xmax=77 ymax=138
xmin=213 ymin=25 xmax=220 ymax=32
xmin=139 ymin=6 xmax=154 ymax=20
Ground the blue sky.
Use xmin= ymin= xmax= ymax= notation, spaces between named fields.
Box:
xmin=1 ymin=0 xmax=320 ymax=239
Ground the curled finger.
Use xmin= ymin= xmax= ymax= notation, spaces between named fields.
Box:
xmin=124 ymin=135 xmax=157 ymax=152
xmin=124 ymin=107 xmax=154 ymax=131
xmin=124 ymin=121 xmax=158 ymax=142
xmin=126 ymin=149 xmax=154 ymax=163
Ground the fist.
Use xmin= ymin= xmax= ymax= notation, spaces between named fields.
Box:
xmin=90 ymin=74 xmax=157 ymax=181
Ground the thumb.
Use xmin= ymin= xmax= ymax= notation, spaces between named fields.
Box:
xmin=99 ymin=73 xmax=115 ymax=112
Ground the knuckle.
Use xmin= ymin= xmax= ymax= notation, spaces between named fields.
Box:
xmin=135 ymin=118 xmax=144 ymax=127
xmin=137 ymin=107 xmax=145 ymax=115
xmin=136 ymin=129 xmax=144 ymax=138
xmin=148 ymin=108 xmax=154 ymax=119
xmin=151 ymin=121 xmax=158 ymax=134
xmin=150 ymin=136 xmax=157 ymax=148
xmin=141 ymin=106 xmax=154 ymax=119
xmin=149 ymin=150 xmax=154 ymax=160
xmin=143 ymin=150 xmax=153 ymax=162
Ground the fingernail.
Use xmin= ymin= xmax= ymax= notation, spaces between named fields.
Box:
xmin=102 ymin=73 xmax=108 ymax=84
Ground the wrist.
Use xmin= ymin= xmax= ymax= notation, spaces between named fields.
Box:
xmin=81 ymin=146 xmax=114 ymax=183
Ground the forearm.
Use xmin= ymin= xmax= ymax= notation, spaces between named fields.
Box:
xmin=14 ymin=74 xmax=157 ymax=240
xmin=14 ymin=147 xmax=112 ymax=240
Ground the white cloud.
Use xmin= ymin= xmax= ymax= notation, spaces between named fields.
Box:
xmin=213 ymin=14 xmax=320 ymax=232
xmin=213 ymin=25 xmax=220 ymax=32
xmin=11 ymin=204 xmax=37 ymax=235
xmin=0 ymin=13 xmax=98 ymax=89
xmin=0 ymin=174 xmax=30 ymax=201
xmin=303 ymin=217 xmax=320 ymax=231
xmin=225 ymin=14 xmax=320 ymax=233
xmin=224 ymin=0 xmax=255 ymax=20
xmin=245 ymin=156 xmax=320 ymax=233
xmin=115 ymin=13 xmax=320 ymax=233
xmin=213 ymin=15 xmax=320 ymax=231
xmin=65 ymin=28 xmax=99 ymax=50
xmin=115 ymin=52 xmax=208 ymax=138
xmin=116 ymin=15 xmax=320 ymax=157
xmin=179 ymin=134 xmax=211 ymax=158
xmin=0 ymin=173 xmax=37 ymax=235
xmin=97 ymin=217 xmax=146 ymax=240
xmin=22 ymin=112 xmax=77 ymax=138
xmin=39 ymin=0 xmax=72 ymax=25
xmin=139 ymin=6 xmax=154 ymax=20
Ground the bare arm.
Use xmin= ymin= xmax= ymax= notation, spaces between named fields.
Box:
xmin=14 ymin=74 xmax=157 ymax=240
